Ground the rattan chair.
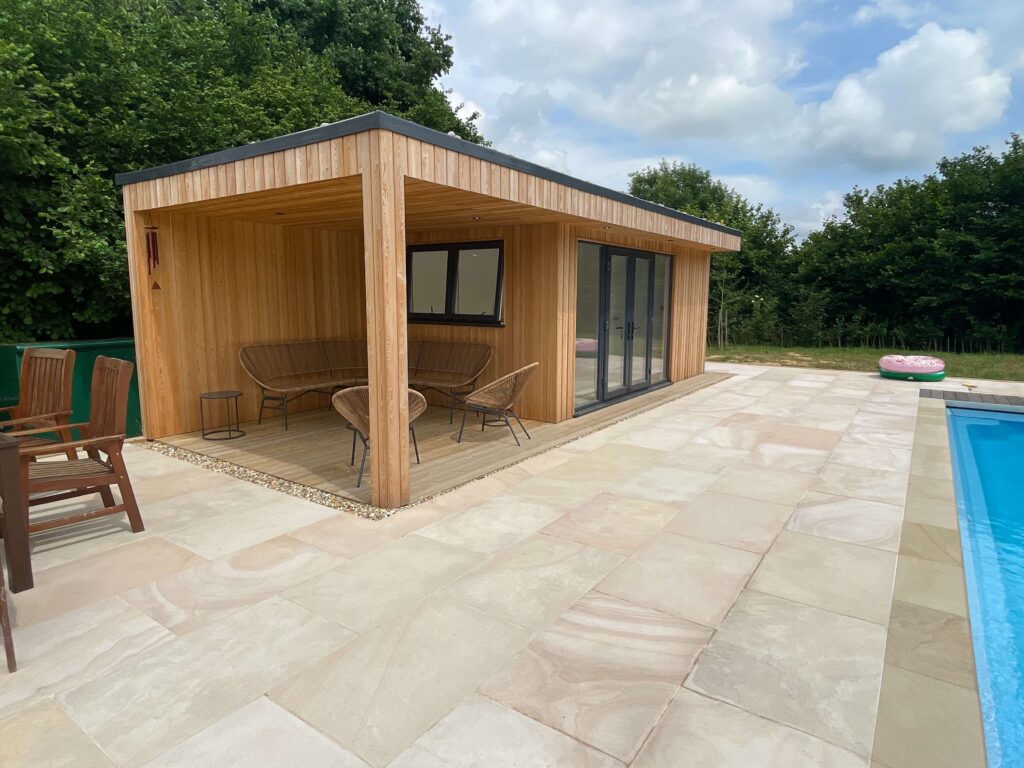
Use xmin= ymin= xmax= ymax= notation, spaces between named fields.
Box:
xmin=332 ymin=387 xmax=428 ymax=487
xmin=1 ymin=348 xmax=76 ymax=453
xmin=13 ymin=356 xmax=143 ymax=535
xmin=457 ymin=362 xmax=538 ymax=446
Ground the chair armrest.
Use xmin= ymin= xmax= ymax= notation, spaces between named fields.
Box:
xmin=0 ymin=411 xmax=73 ymax=430
xmin=7 ymin=421 xmax=89 ymax=438
xmin=19 ymin=435 xmax=124 ymax=460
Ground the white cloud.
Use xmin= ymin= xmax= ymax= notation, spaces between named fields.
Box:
xmin=448 ymin=90 xmax=486 ymax=123
xmin=805 ymin=23 xmax=1011 ymax=169
xmin=853 ymin=0 xmax=931 ymax=27
xmin=451 ymin=0 xmax=803 ymax=143
xmin=718 ymin=174 xmax=780 ymax=205
xmin=778 ymin=190 xmax=846 ymax=240
xmin=428 ymin=1 xmax=1019 ymax=217
xmin=811 ymin=190 xmax=844 ymax=222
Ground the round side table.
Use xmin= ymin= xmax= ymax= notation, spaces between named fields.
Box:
xmin=199 ymin=391 xmax=245 ymax=440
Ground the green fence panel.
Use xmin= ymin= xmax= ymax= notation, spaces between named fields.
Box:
xmin=0 ymin=339 xmax=142 ymax=437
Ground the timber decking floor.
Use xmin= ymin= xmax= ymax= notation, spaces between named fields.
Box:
xmin=160 ymin=372 xmax=729 ymax=506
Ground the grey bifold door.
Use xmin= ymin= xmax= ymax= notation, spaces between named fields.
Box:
xmin=575 ymin=242 xmax=671 ymax=414
xmin=605 ymin=248 xmax=652 ymax=397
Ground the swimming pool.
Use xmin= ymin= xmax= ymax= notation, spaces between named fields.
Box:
xmin=948 ymin=406 xmax=1024 ymax=767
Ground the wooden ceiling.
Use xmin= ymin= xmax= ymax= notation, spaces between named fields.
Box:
xmin=405 ymin=180 xmax=589 ymax=230
xmin=150 ymin=176 xmax=365 ymax=228
xmin=152 ymin=176 xmax=594 ymax=232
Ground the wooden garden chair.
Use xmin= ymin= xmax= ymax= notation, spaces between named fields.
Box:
xmin=332 ymin=387 xmax=427 ymax=488
xmin=0 ymin=540 xmax=14 ymax=672
xmin=0 ymin=348 xmax=76 ymax=454
xmin=0 ymin=522 xmax=14 ymax=672
xmin=12 ymin=356 xmax=143 ymax=535
xmin=457 ymin=362 xmax=538 ymax=446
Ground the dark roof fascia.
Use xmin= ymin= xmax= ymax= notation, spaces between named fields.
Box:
xmin=115 ymin=111 xmax=742 ymax=238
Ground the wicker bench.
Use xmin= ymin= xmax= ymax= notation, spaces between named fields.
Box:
xmin=239 ymin=339 xmax=491 ymax=429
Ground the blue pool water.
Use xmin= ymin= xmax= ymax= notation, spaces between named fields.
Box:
xmin=948 ymin=407 xmax=1024 ymax=767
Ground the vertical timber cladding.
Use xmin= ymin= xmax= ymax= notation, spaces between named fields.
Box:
xmin=121 ymin=124 xmax=734 ymax=446
xmin=406 ymin=223 xmax=568 ymax=424
xmin=121 ymin=130 xmax=367 ymax=441
xmin=120 ymin=203 xmax=366 ymax=439
xmin=561 ymin=224 xmax=715 ymax=407
xmin=670 ymin=249 xmax=712 ymax=380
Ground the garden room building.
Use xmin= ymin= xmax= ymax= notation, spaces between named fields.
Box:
xmin=117 ymin=111 xmax=741 ymax=508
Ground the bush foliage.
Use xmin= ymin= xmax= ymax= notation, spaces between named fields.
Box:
xmin=0 ymin=0 xmax=478 ymax=342
xmin=4 ymin=1 xmax=1021 ymax=353
xmin=630 ymin=136 xmax=1024 ymax=352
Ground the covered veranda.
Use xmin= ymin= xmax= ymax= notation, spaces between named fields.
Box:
xmin=118 ymin=112 xmax=740 ymax=507
xmin=160 ymin=373 xmax=728 ymax=506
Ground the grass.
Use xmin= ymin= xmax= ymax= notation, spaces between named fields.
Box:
xmin=706 ymin=344 xmax=1024 ymax=382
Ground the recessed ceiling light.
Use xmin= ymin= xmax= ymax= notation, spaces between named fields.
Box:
xmin=472 ymin=216 xmax=481 ymax=221
xmin=275 ymin=212 xmax=286 ymax=216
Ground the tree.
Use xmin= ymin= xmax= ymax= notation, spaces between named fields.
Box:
xmin=629 ymin=162 xmax=796 ymax=346
xmin=0 ymin=0 xmax=479 ymax=342
xmin=629 ymin=137 xmax=1024 ymax=352
xmin=799 ymin=136 xmax=1024 ymax=351
xmin=255 ymin=0 xmax=482 ymax=140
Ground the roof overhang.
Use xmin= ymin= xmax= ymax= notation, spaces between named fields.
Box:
xmin=116 ymin=111 xmax=741 ymax=241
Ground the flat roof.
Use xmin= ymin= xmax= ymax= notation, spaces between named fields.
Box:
xmin=116 ymin=111 xmax=741 ymax=238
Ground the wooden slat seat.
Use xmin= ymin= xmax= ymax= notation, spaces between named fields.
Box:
xmin=29 ymin=456 xmax=111 ymax=482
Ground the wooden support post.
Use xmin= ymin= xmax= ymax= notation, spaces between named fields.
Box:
xmin=0 ymin=433 xmax=32 ymax=592
xmin=360 ymin=131 xmax=410 ymax=507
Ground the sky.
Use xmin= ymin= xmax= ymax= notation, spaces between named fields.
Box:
xmin=423 ymin=0 xmax=1024 ymax=236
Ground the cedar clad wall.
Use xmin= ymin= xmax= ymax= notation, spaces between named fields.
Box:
xmin=122 ymin=128 xmax=739 ymax=252
xmin=128 ymin=214 xmax=713 ymax=439
xmin=671 ymin=249 xmax=712 ymax=380
xmin=130 ymin=213 xmax=365 ymax=438
xmin=122 ymin=127 xmax=731 ymax=441
xmin=130 ymin=215 xmax=572 ymax=438
xmin=406 ymin=224 xmax=570 ymax=424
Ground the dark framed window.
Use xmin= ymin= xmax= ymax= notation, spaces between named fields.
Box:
xmin=407 ymin=240 xmax=504 ymax=325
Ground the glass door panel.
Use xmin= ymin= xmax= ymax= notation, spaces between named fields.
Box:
xmin=574 ymin=243 xmax=602 ymax=408
xmin=606 ymin=252 xmax=629 ymax=397
xmin=574 ymin=242 xmax=674 ymax=415
xmin=631 ymin=256 xmax=652 ymax=387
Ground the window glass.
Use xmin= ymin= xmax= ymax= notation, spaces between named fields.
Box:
xmin=407 ymin=241 xmax=503 ymax=323
xmin=409 ymin=250 xmax=449 ymax=315
xmin=575 ymin=242 xmax=602 ymax=408
xmin=455 ymin=247 xmax=501 ymax=317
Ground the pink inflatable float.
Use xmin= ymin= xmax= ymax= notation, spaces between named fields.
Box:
xmin=878 ymin=354 xmax=946 ymax=381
